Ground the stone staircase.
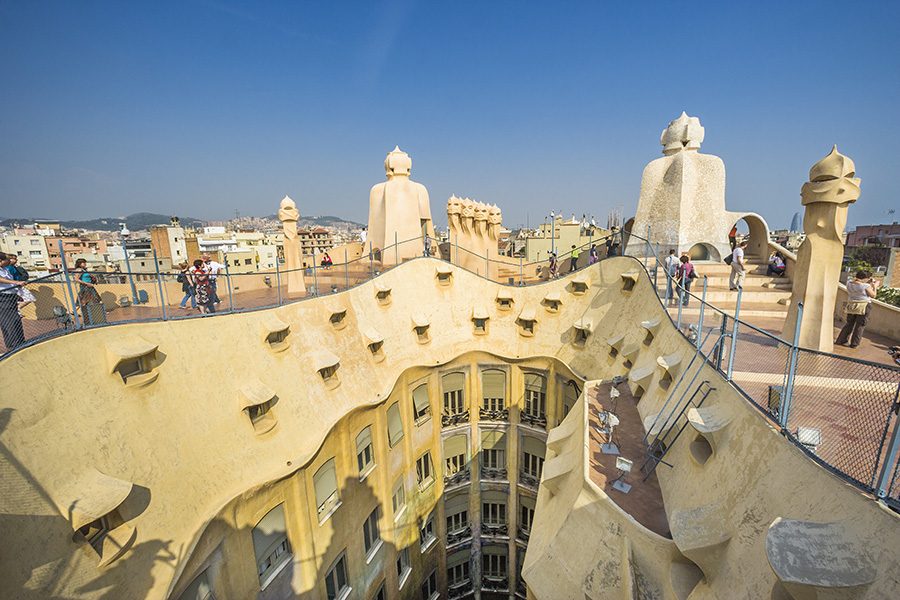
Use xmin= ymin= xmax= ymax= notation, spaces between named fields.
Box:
xmin=662 ymin=255 xmax=793 ymax=321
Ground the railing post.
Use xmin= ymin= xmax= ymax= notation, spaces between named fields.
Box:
xmin=645 ymin=224 xmax=651 ymax=266
xmin=222 ymin=254 xmax=234 ymax=313
xmin=58 ymin=240 xmax=81 ymax=330
xmin=519 ymin=256 xmax=524 ymax=286
xmin=726 ymin=287 xmax=743 ymax=381
xmin=275 ymin=259 xmax=282 ymax=306
xmin=716 ymin=314 xmax=728 ymax=372
xmin=676 ymin=282 xmax=684 ymax=329
xmin=152 ymin=250 xmax=167 ymax=321
xmin=779 ymin=302 xmax=803 ymax=430
xmin=394 ymin=231 xmax=399 ymax=266
xmin=697 ymin=276 xmax=708 ymax=350
xmin=874 ymin=384 xmax=900 ymax=499
xmin=653 ymin=242 xmax=660 ymax=295
xmin=344 ymin=248 xmax=349 ymax=290
xmin=123 ymin=239 xmax=139 ymax=305
xmin=312 ymin=254 xmax=318 ymax=296
xmin=369 ymin=241 xmax=373 ymax=278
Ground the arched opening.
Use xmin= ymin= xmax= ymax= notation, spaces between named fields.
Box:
xmin=727 ymin=213 xmax=770 ymax=263
xmin=687 ymin=243 xmax=717 ymax=262
xmin=621 ymin=217 xmax=635 ymax=252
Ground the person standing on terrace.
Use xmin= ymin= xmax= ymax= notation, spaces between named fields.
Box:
xmin=73 ymin=258 xmax=107 ymax=326
xmin=569 ymin=245 xmax=580 ymax=272
xmin=836 ymin=270 xmax=878 ymax=348
xmin=0 ymin=252 xmax=26 ymax=349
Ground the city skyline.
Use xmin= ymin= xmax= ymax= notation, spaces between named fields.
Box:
xmin=1 ymin=1 xmax=898 ymax=229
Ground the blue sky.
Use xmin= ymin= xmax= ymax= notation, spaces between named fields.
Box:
xmin=1 ymin=1 xmax=897 ymax=229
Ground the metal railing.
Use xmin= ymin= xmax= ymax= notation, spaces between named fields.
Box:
xmin=1 ymin=229 xmax=897 ymax=509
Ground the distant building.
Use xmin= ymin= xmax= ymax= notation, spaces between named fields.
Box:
xmin=790 ymin=212 xmax=802 ymax=233
xmin=0 ymin=233 xmax=51 ymax=270
xmin=149 ymin=219 xmax=189 ymax=264
xmin=298 ymin=227 xmax=334 ymax=256
xmin=845 ymin=222 xmax=900 ymax=248
xmin=45 ymin=235 xmax=109 ymax=271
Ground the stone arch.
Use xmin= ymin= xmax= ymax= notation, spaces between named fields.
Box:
xmin=687 ymin=243 xmax=719 ymax=262
xmin=727 ymin=212 xmax=770 ymax=261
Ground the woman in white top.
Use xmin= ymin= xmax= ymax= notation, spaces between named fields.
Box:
xmin=836 ymin=270 xmax=878 ymax=348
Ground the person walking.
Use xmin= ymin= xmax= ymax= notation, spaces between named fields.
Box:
xmin=664 ymin=249 xmax=680 ymax=306
xmin=676 ymin=254 xmax=696 ymax=305
xmin=177 ymin=262 xmax=197 ymax=310
xmin=569 ymin=245 xmax=580 ymax=272
xmin=588 ymin=244 xmax=599 ymax=265
xmin=191 ymin=259 xmax=216 ymax=314
xmin=729 ymin=240 xmax=748 ymax=291
xmin=548 ymin=252 xmax=558 ymax=279
xmin=202 ymin=254 xmax=225 ymax=305
xmin=728 ymin=224 xmax=738 ymax=250
xmin=0 ymin=252 xmax=26 ymax=350
xmin=72 ymin=258 xmax=107 ymax=326
xmin=836 ymin=270 xmax=879 ymax=348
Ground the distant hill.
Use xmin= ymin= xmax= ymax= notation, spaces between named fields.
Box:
xmin=266 ymin=214 xmax=365 ymax=228
xmin=0 ymin=212 xmax=205 ymax=231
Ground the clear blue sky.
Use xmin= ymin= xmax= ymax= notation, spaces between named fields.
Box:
xmin=1 ymin=1 xmax=897 ymax=229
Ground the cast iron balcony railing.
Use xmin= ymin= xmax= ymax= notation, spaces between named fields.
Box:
xmin=519 ymin=470 xmax=540 ymax=489
xmin=520 ymin=412 xmax=547 ymax=429
xmin=482 ymin=521 xmax=508 ymax=537
xmin=516 ymin=578 xmax=527 ymax=597
xmin=444 ymin=467 xmax=470 ymax=488
xmin=447 ymin=525 xmax=472 ymax=547
xmin=442 ymin=410 xmax=470 ymax=428
xmin=448 ymin=580 xmax=474 ymax=599
xmin=480 ymin=466 xmax=508 ymax=481
xmin=516 ymin=525 xmax=530 ymax=542
xmin=482 ymin=575 xmax=509 ymax=593
xmin=479 ymin=407 xmax=509 ymax=422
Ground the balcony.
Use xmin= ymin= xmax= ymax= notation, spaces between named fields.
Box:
xmin=516 ymin=578 xmax=527 ymax=598
xmin=516 ymin=525 xmax=530 ymax=542
xmin=448 ymin=580 xmax=474 ymax=599
xmin=482 ymin=576 xmax=509 ymax=593
xmin=520 ymin=412 xmax=547 ymax=429
xmin=519 ymin=470 xmax=540 ymax=490
xmin=480 ymin=466 xmax=508 ymax=481
xmin=444 ymin=468 xmax=471 ymax=489
xmin=482 ymin=522 xmax=508 ymax=537
xmin=447 ymin=525 xmax=472 ymax=547
xmin=442 ymin=410 xmax=470 ymax=428
xmin=479 ymin=407 xmax=509 ymax=422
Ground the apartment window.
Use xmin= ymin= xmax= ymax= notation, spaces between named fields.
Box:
xmin=482 ymin=369 xmax=506 ymax=412
xmin=482 ymin=501 xmax=507 ymax=525
xmin=483 ymin=448 xmax=505 ymax=470
xmin=325 ymin=553 xmax=350 ymax=600
xmin=176 ymin=569 xmax=214 ymax=600
xmin=391 ymin=480 xmax=406 ymax=517
xmin=412 ymin=384 xmax=431 ymax=423
xmin=481 ymin=429 xmax=507 ymax=472
xmin=416 ymin=452 xmax=433 ymax=487
xmin=448 ymin=552 xmax=470 ymax=586
xmin=524 ymin=373 xmax=547 ymax=419
xmin=421 ymin=569 xmax=438 ymax=600
xmin=444 ymin=435 xmax=467 ymax=477
xmin=252 ymin=504 xmax=291 ymax=588
xmin=386 ymin=402 xmax=404 ymax=447
xmin=442 ymin=372 xmax=466 ymax=416
xmin=356 ymin=426 xmax=375 ymax=478
xmin=482 ymin=551 xmax=507 ymax=578
xmin=420 ymin=511 xmax=436 ymax=550
xmin=244 ymin=258 xmax=252 ymax=265
xmin=363 ymin=507 xmax=381 ymax=557
xmin=522 ymin=436 xmax=546 ymax=479
xmin=445 ymin=493 xmax=469 ymax=534
xmin=372 ymin=583 xmax=385 ymax=600
xmin=520 ymin=495 xmax=536 ymax=532
xmin=314 ymin=459 xmax=340 ymax=521
xmin=563 ymin=380 xmax=579 ymax=417
xmin=396 ymin=548 xmax=411 ymax=588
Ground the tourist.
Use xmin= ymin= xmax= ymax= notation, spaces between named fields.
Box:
xmin=0 ymin=252 xmax=26 ymax=349
xmin=609 ymin=227 xmax=621 ymax=256
xmin=588 ymin=244 xmax=599 ymax=265
xmin=675 ymin=254 xmax=696 ymax=305
xmin=548 ymin=252 xmax=558 ymax=279
xmin=767 ymin=252 xmax=786 ymax=276
xmin=729 ymin=240 xmax=747 ymax=291
xmin=321 ymin=251 xmax=333 ymax=269
xmin=423 ymin=234 xmax=431 ymax=257
xmin=664 ymin=249 xmax=679 ymax=306
xmin=202 ymin=254 xmax=225 ymax=305
xmin=7 ymin=256 xmax=35 ymax=309
xmin=728 ymin=224 xmax=738 ymax=250
xmin=191 ymin=259 xmax=215 ymax=314
xmin=177 ymin=262 xmax=197 ymax=310
xmin=569 ymin=245 xmax=580 ymax=272
xmin=72 ymin=258 xmax=107 ymax=325
xmin=836 ymin=270 xmax=878 ymax=348
xmin=359 ymin=227 xmax=367 ymax=244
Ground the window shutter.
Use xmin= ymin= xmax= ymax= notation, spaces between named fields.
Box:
xmin=356 ymin=426 xmax=372 ymax=450
xmin=448 ymin=550 xmax=469 ymax=569
xmin=444 ymin=435 xmax=467 ymax=459
xmin=481 ymin=429 xmax=507 ymax=450
xmin=442 ymin=372 xmax=465 ymax=394
xmin=519 ymin=494 xmax=536 ymax=512
xmin=314 ymin=459 xmax=338 ymax=508
xmin=482 ymin=370 xmax=505 ymax=398
xmin=387 ymin=402 xmax=403 ymax=446
xmin=412 ymin=384 xmax=430 ymax=416
xmin=482 ymin=489 xmax=506 ymax=505
xmin=522 ymin=436 xmax=545 ymax=458
xmin=444 ymin=493 xmax=468 ymax=516
xmin=252 ymin=504 xmax=287 ymax=563
xmin=524 ymin=372 xmax=546 ymax=392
